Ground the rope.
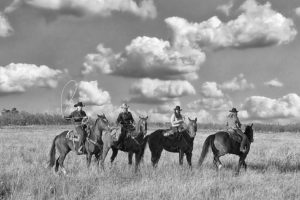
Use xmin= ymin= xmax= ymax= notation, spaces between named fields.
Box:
xmin=60 ymin=80 xmax=78 ymax=117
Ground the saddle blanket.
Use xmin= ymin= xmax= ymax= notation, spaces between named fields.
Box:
xmin=109 ymin=127 xmax=138 ymax=141
xmin=66 ymin=130 xmax=80 ymax=142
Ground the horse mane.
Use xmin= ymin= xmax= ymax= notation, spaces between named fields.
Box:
xmin=244 ymin=125 xmax=253 ymax=140
xmin=135 ymin=117 xmax=147 ymax=134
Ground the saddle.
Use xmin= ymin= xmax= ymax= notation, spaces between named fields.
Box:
xmin=163 ymin=126 xmax=185 ymax=137
xmin=66 ymin=130 xmax=80 ymax=142
xmin=226 ymin=129 xmax=243 ymax=143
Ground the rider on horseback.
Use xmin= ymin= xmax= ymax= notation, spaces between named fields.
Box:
xmin=115 ymin=103 xmax=135 ymax=149
xmin=64 ymin=102 xmax=89 ymax=154
xmin=170 ymin=106 xmax=185 ymax=134
xmin=226 ymin=108 xmax=247 ymax=153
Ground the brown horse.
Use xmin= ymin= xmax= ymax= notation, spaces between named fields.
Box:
xmin=147 ymin=118 xmax=197 ymax=168
xmin=48 ymin=114 xmax=110 ymax=174
xmin=100 ymin=116 xmax=148 ymax=172
xmin=198 ymin=124 xmax=254 ymax=174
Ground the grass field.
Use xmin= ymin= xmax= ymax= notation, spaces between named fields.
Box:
xmin=0 ymin=126 xmax=299 ymax=200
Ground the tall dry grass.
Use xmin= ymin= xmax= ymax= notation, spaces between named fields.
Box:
xmin=0 ymin=126 xmax=299 ymax=200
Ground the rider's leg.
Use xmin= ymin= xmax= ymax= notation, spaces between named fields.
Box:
xmin=236 ymin=129 xmax=247 ymax=152
xmin=116 ymin=128 xmax=127 ymax=148
xmin=76 ymin=126 xmax=84 ymax=153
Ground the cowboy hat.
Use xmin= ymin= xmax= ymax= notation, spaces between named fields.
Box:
xmin=229 ymin=107 xmax=238 ymax=113
xmin=174 ymin=105 xmax=182 ymax=111
xmin=121 ymin=103 xmax=129 ymax=109
xmin=74 ymin=102 xmax=85 ymax=107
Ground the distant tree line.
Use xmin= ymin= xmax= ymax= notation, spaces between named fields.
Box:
xmin=1 ymin=109 xmax=300 ymax=132
xmin=0 ymin=108 xmax=69 ymax=126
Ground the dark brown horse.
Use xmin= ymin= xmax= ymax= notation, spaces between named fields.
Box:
xmin=198 ymin=124 xmax=254 ymax=174
xmin=101 ymin=116 xmax=148 ymax=172
xmin=48 ymin=114 xmax=110 ymax=174
xmin=147 ymin=118 xmax=197 ymax=168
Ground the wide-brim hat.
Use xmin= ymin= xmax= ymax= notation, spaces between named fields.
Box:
xmin=121 ymin=103 xmax=129 ymax=109
xmin=229 ymin=107 xmax=238 ymax=113
xmin=74 ymin=102 xmax=85 ymax=107
xmin=174 ymin=106 xmax=182 ymax=111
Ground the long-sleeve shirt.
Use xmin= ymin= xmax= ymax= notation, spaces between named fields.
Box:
xmin=65 ymin=110 xmax=87 ymax=125
xmin=170 ymin=113 xmax=184 ymax=127
xmin=226 ymin=114 xmax=241 ymax=130
xmin=116 ymin=112 xmax=134 ymax=126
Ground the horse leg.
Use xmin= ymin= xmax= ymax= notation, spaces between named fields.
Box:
xmin=128 ymin=152 xmax=133 ymax=165
xmin=179 ymin=150 xmax=184 ymax=165
xmin=185 ymin=152 xmax=192 ymax=168
xmin=213 ymin=156 xmax=223 ymax=170
xmin=100 ymin=145 xmax=110 ymax=170
xmin=58 ymin=152 xmax=68 ymax=175
xmin=242 ymin=160 xmax=247 ymax=170
xmin=55 ymin=157 xmax=60 ymax=172
xmin=86 ymin=153 xmax=92 ymax=168
xmin=134 ymin=152 xmax=142 ymax=173
xmin=110 ymin=147 xmax=118 ymax=165
xmin=237 ymin=155 xmax=246 ymax=174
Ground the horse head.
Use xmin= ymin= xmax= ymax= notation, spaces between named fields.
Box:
xmin=136 ymin=116 xmax=148 ymax=136
xmin=244 ymin=123 xmax=254 ymax=143
xmin=187 ymin=117 xmax=197 ymax=138
xmin=94 ymin=113 xmax=110 ymax=134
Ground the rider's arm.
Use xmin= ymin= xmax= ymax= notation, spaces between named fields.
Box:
xmin=170 ymin=114 xmax=177 ymax=126
xmin=116 ymin=113 xmax=122 ymax=126
xmin=129 ymin=112 xmax=135 ymax=124
xmin=235 ymin=116 xmax=242 ymax=128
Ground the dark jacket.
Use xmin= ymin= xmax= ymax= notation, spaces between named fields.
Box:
xmin=65 ymin=110 xmax=87 ymax=125
xmin=116 ymin=112 xmax=134 ymax=127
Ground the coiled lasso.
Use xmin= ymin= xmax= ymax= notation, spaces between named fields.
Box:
xmin=60 ymin=80 xmax=78 ymax=117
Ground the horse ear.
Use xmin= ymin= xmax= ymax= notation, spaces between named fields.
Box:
xmin=251 ymin=123 xmax=253 ymax=127
xmin=188 ymin=117 xmax=191 ymax=121
xmin=97 ymin=114 xmax=101 ymax=118
xmin=146 ymin=116 xmax=148 ymax=119
xmin=195 ymin=117 xmax=197 ymax=122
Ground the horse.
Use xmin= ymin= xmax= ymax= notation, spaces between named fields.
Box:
xmin=48 ymin=114 xmax=110 ymax=174
xmin=100 ymin=116 xmax=148 ymax=172
xmin=198 ymin=124 xmax=254 ymax=174
xmin=147 ymin=117 xmax=197 ymax=168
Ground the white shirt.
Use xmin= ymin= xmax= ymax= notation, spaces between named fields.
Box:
xmin=170 ymin=113 xmax=184 ymax=127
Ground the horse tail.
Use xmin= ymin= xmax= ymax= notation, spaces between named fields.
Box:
xmin=198 ymin=134 xmax=215 ymax=167
xmin=48 ymin=135 xmax=58 ymax=168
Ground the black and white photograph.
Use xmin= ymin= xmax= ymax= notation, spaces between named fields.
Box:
xmin=0 ymin=0 xmax=299 ymax=199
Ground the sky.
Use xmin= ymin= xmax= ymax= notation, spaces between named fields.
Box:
xmin=1 ymin=0 xmax=300 ymax=124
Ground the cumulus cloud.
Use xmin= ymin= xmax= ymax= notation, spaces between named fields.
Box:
xmin=5 ymin=0 xmax=157 ymax=19
xmin=217 ymin=0 xmax=234 ymax=16
xmin=83 ymin=36 xmax=205 ymax=80
xmin=188 ymin=97 xmax=233 ymax=111
xmin=165 ymin=0 xmax=297 ymax=49
xmin=129 ymin=78 xmax=196 ymax=104
xmin=0 ymin=13 xmax=13 ymax=37
xmin=201 ymin=82 xmax=224 ymax=98
xmin=242 ymin=93 xmax=300 ymax=121
xmin=0 ymin=63 xmax=64 ymax=94
xmin=219 ymin=74 xmax=254 ymax=91
xmin=295 ymin=7 xmax=300 ymax=16
xmin=77 ymin=81 xmax=111 ymax=106
xmin=264 ymin=78 xmax=283 ymax=88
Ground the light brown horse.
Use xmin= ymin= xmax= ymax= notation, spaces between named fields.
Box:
xmin=48 ymin=114 xmax=110 ymax=174
xmin=100 ymin=116 xmax=148 ymax=172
